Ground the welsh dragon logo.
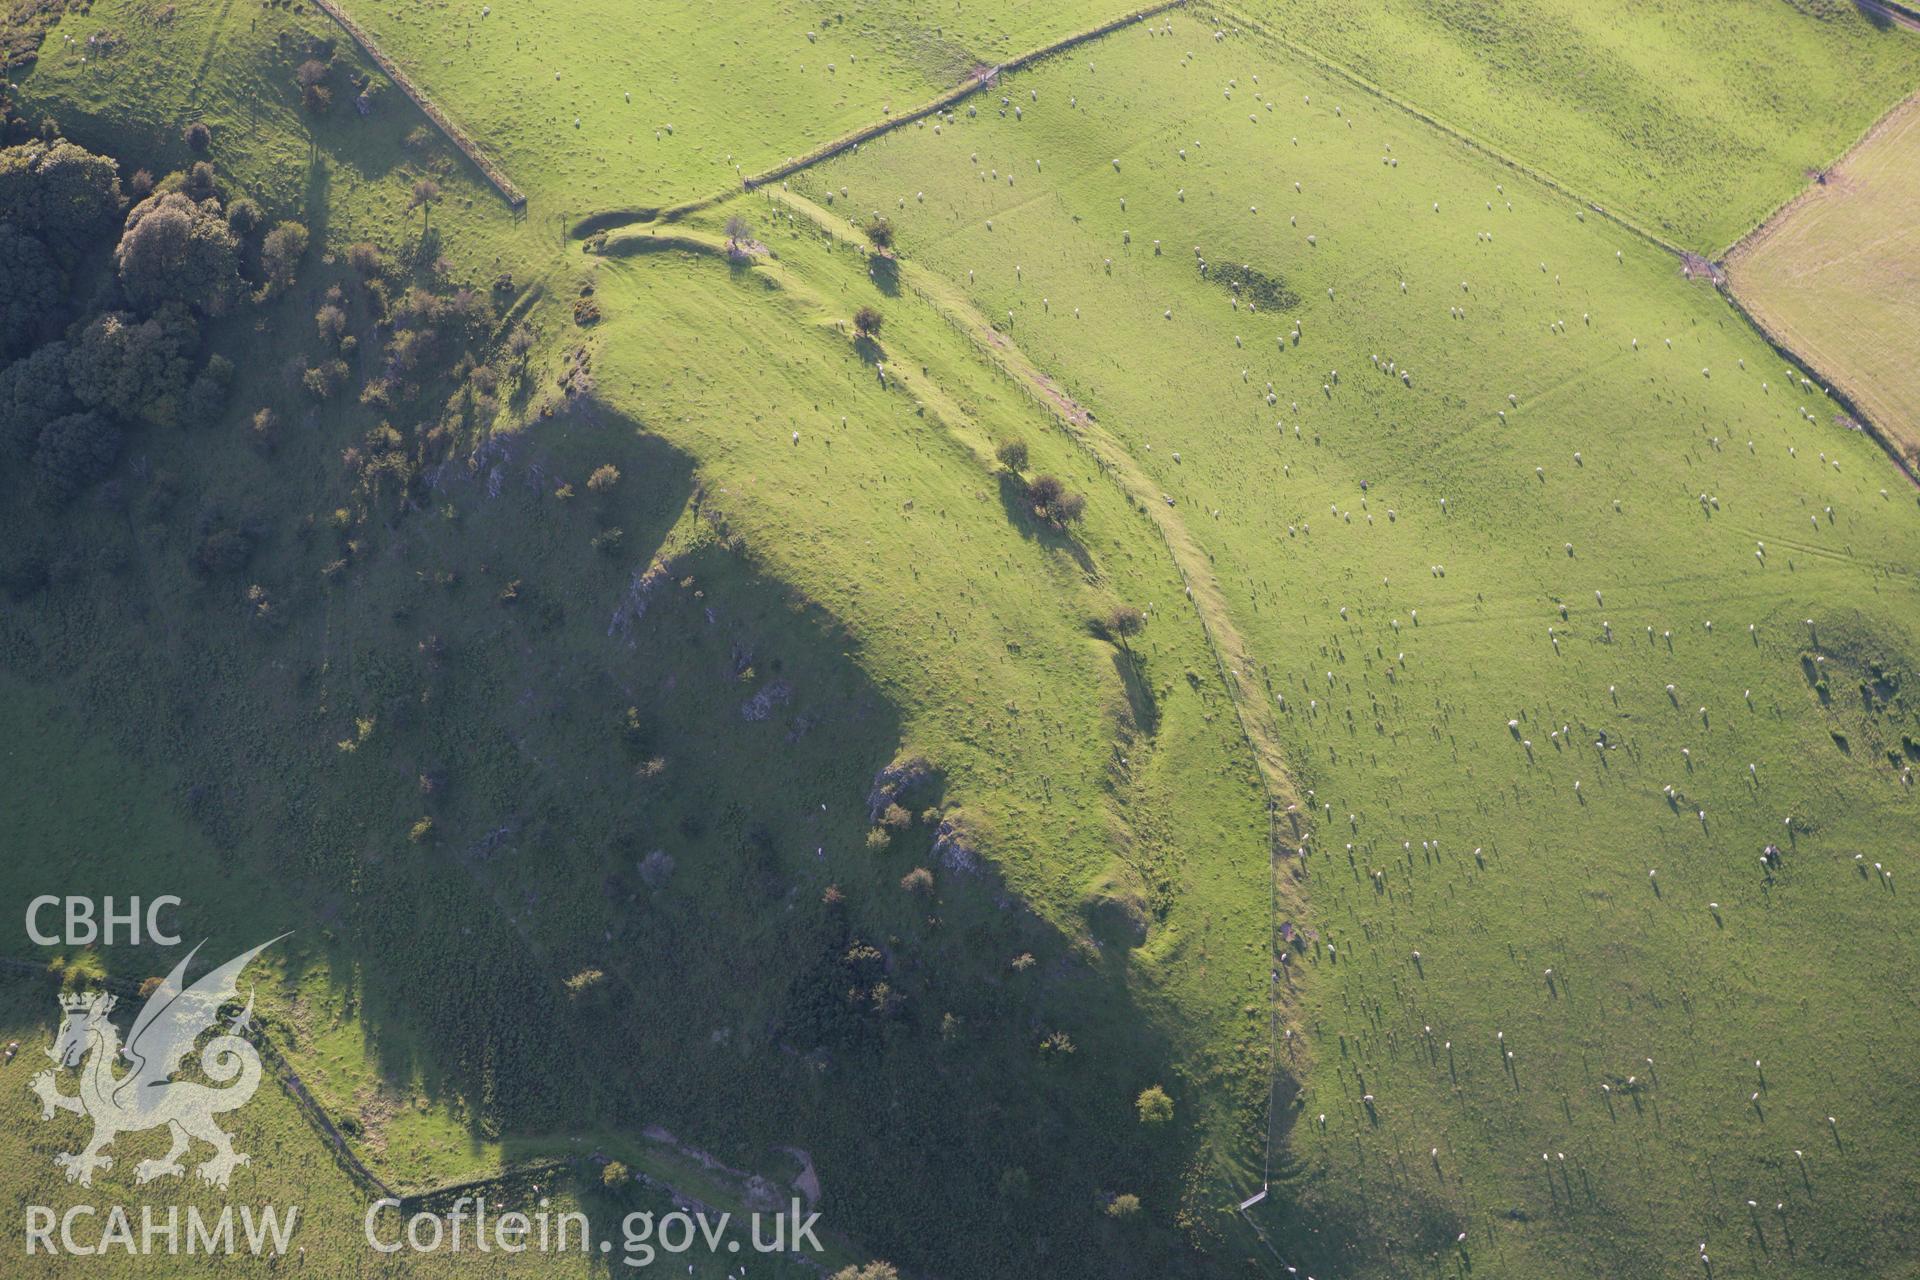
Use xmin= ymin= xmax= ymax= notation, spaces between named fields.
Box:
xmin=30 ymin=936 xmax=286 ymax=1189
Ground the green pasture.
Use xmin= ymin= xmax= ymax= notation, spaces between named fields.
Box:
xmin=326 ymin=0 xmax=1132 ymax=211
xmin=9 ymin=4 xmax=1278 ymax=1274
xmin=1238 ymin=0 xmax=1920 ymax=254
xmin=797 ymin=9 xmax=1920 ymax=1275
xmin=5 ymin=0 xmax=1919 ymax=1276
xmin=560 ymin=215 xmax=1282 ymax=1264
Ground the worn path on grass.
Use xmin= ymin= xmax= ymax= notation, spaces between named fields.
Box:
xmin=768 ymin=191 xmax=1305 ymax=833
xmin=584 ymin=212 xmax=1303 ymax=1201
xmin=760 ymin=190 xmax=1310 ymax=1194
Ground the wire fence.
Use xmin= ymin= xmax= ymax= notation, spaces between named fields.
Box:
xmin=309 ymin=0 xmax=526 ymax=209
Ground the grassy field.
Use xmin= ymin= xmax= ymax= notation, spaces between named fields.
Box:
xmin=560 ymin=214 xmax=1283 ymax=1266
xmin=1233 ymin=0 xmax=1920 ymax=254
xmin=325 ymin=0 xmax=1136 ymax=212
xmin=793 ymin=9 xmax=1920 ymax=1275
xmin=1727 ymin=92 xmax=1920 ymax=469
xmin=6 ymin=0 xmax=1920 ymax=1276
xmin=8 ymin=3 xmax=1278 ymax=1275
xmin=0 ymin=679 xmax=607 ymax=1278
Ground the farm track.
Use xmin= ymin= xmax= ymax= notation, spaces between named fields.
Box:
xmin=1730 ymin=526 xmax=1917 ymax=578
xmin=1348 ymin=565 xmax=1909 ymax=640
xmin=1364 ymin=352 xmax=1634 ymax=482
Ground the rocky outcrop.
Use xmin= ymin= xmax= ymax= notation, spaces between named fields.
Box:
xmin=865 ymin=755 xmax=937 ymax=822
xmin=931 ymin=818 xmax=981 ymax=876
xmin=739 ymin=679 xmax=792 ymax=722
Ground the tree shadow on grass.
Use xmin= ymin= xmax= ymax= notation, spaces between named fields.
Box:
xmin=996 ymin=468 xmax=1096 ymax=575
xmin=1257 ymin=1144 xmax=1467 ymax=1280
xmin=1103 ymin=637 xmax=1161 ymax=739
xmin=302 ymin=153 xmax=332 ymax=249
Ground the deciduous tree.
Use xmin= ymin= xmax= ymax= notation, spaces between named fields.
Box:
xmin=32 ymin=412 xmax=120 ymax=505
xmin=0 ymin=139 xmax=123 ymax=260
xmin=66 ymin=306 xmax=200 ymax=426
xmin=114 ymin=191 xmax=242 ymax=314
xmin=0 ymin=223 xmax=60 ymax=359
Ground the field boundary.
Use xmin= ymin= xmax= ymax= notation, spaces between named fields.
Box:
xmin=2 ymin=956 xmax=617 ymax=1213
xmin=1718 ymin=88 xmax=1920 ymax=263
xmin=1202 ymin=2 xmax=1690 ymax=260
xmin=1210 ymin=0 xmax=1920 ymax=489
xmin=1721 ymin=90 xmax=1920 ymax=486
xmin=1718 ymin=288 xmax=1920 ymax=489
xmin=738 ymin=1 xmax=1184 ymax=194
xmin=3 ymin=953 xmax=837 ymax=1229
xmin=0 ymin=954 xmax=399 ymax=1199
xmin=1863 ymin=0 xmax=1920 ymax=30
xmin=308 ymin=0 xmax=526 ymax=209
xmin=572 ymin=0 xmax=1186 ymax=238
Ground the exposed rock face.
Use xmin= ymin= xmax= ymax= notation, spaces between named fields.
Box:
xmin=739 ymin=679 xmax=792 ymax=721
xmin=931 ymin=818 xmax=981 ymax=876
xmin=866 ymin=755 xmax=936 ymax=822
xmin=607 ymin=561 xmax=669 ymax=644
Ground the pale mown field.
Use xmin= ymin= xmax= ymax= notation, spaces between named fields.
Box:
xmin=1727 ymin=94 xmax=1920 ymax=469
